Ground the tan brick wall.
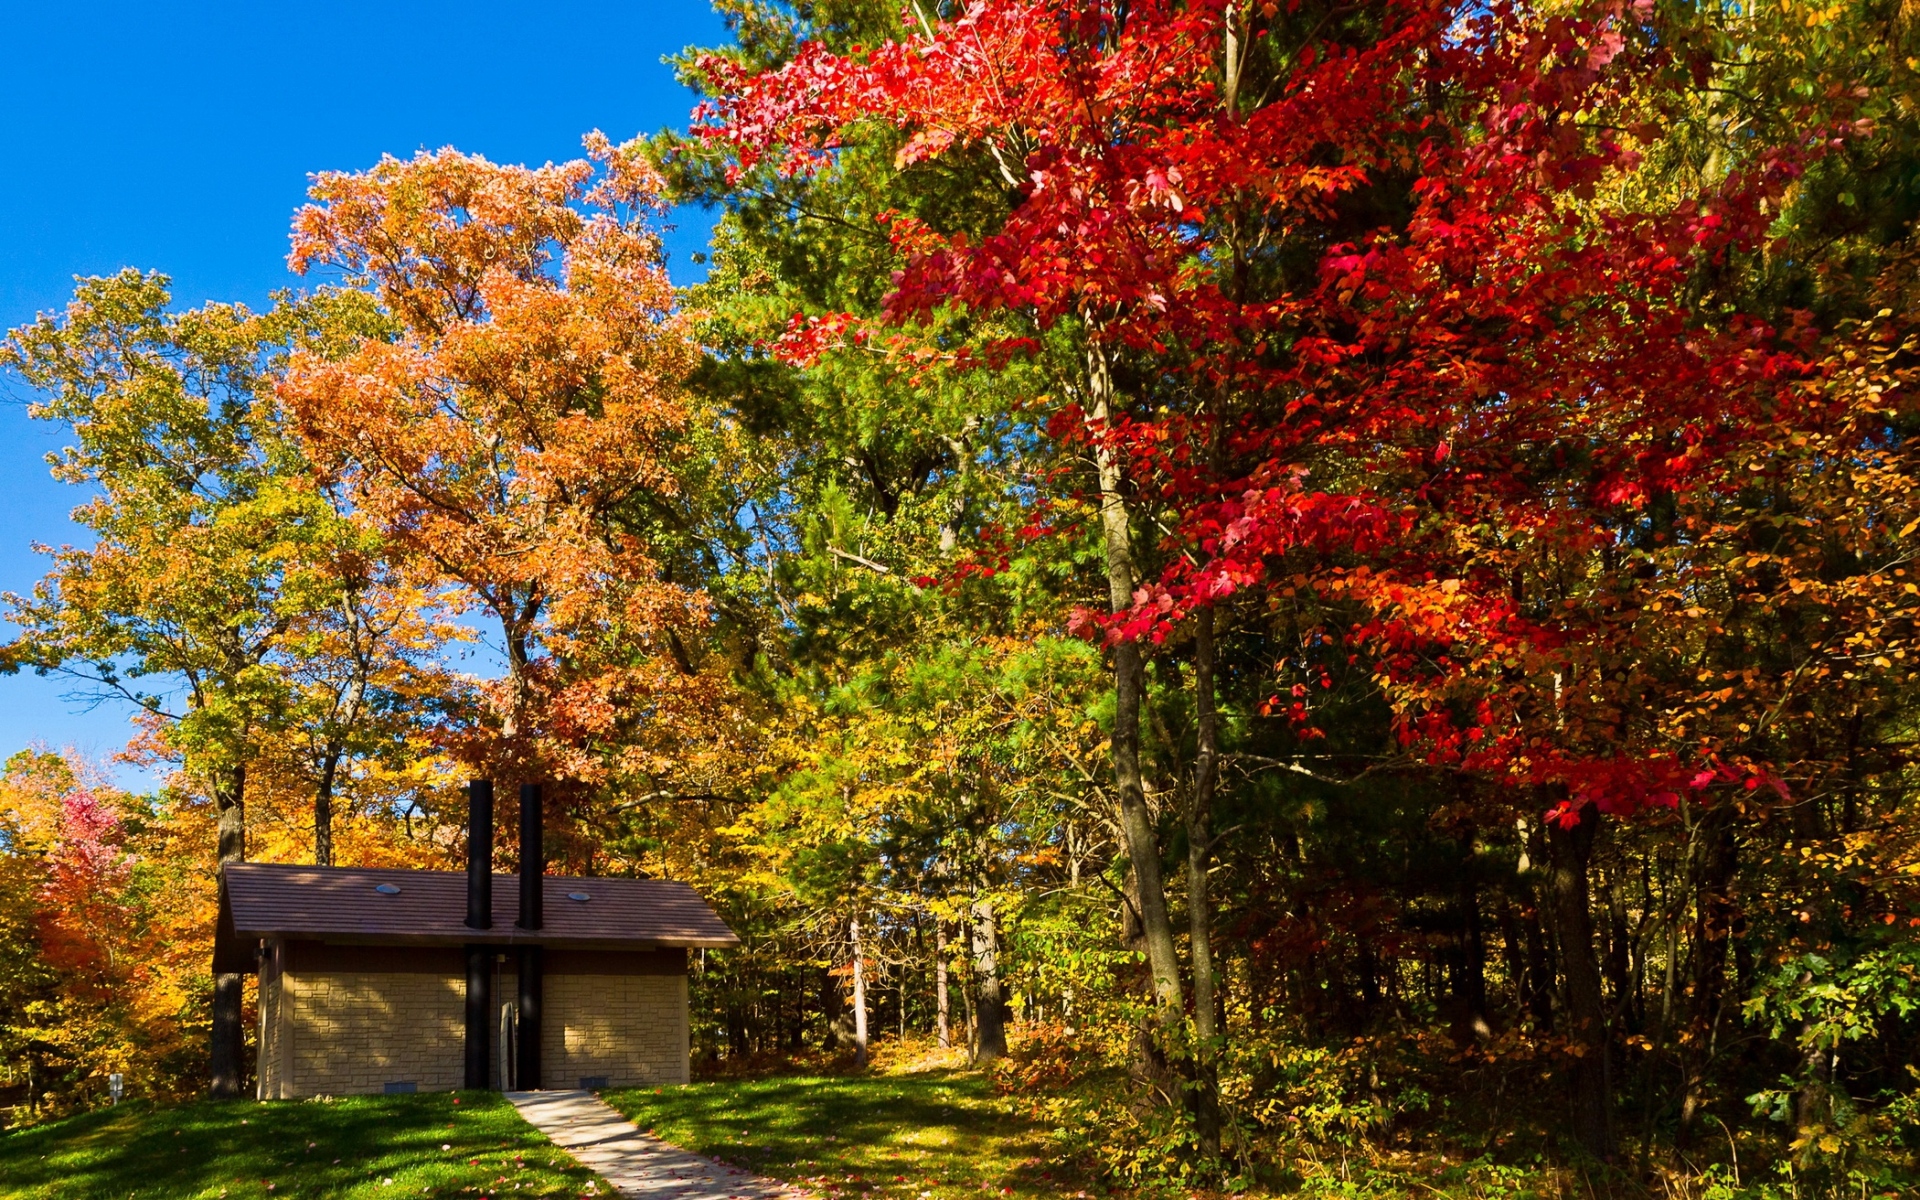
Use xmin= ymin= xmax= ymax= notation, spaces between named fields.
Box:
xmin=260 ymin=963 xmax=688 ymax=1096
xmin=282 ymin=970 xmax=466 ymax=1096
xmin=543 ymin=973 xmax=689 ymax=1088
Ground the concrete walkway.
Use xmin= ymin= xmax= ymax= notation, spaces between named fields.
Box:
xmin=507 ymin=1090 xmax=813 ymax=1200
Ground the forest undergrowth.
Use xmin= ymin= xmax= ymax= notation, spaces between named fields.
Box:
xmin=671 ymin=1030 xmax=1916 ymax=1200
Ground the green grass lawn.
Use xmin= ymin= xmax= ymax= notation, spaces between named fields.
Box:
xmin=0 ymin=1093 xmax=604 ymax=1200
xmin=602 ymin=1069 xmax=1092 ymax=1200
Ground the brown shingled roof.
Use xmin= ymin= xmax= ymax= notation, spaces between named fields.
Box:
xmin=215 ymin=863 xmax=737 ymax=972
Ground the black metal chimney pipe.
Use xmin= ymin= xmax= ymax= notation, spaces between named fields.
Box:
xmin=463 ymin=946 xmax=491 ymax=1089
xmin=516 ymin=945 xmax=542 ymax=1090
xmin=515 ymin=783 xmax=543 ymax=1089
xmin=466 ymin=780 xmax=494 ymax=930
xmin=517 ymin=783 xmax=543 ymax=931
xmin=463 ymin=779 xmax=494 ymax=1090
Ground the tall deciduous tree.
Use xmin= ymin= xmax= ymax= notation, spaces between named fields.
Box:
xmin=0 ymin=272 xmax=357 ymax=1094
xmin=280 ymin=137 xmax=714 ymax=796
xmin=695 ymin=0 xmax=1451 ymax=1131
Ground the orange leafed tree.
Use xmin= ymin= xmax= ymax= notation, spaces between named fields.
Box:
xmin=280 ymin=135 xmax=712 ymax=789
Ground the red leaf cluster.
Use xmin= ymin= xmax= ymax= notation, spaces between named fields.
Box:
xmin=701 ymin=0 xmax=1885 ymax=823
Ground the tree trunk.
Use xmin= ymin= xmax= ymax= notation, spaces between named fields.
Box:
xmin=959 ymin=949 xmax=978 ymax=1056
xmin=1522 ymin=820 xmax=1557 ymax=1029
xmin=1794 ymin=1015 xmax=1832 ymax=1132
xmin=1453 ymin=834 xmax=1489 ymax=1039
xmin=1496 ymin=892 xmax=1528 ymax=1017
xmin=314 ymin=746 xmax=340 ymax=867
xmin=1087 ymin=343 xmax=1183 ymax=1025
xmin=726 ymin=997 xmax=750 ymax=1060
xmin=1189 ymin=606 xmax=1220 ymax=1041
xmin=971 ymin=898 xmax=1007 ymax=1061
xmin=1356 ymin=938 xmax=1383 ymax=1011
xmin=1119 ymin=853 xmax=1180 ymax=1102
xmin=1546 ymin=799 xmax=1614 ymax=1159
xmin=935 ymin=921 xmax=951 ymax=1050
xmin=851 ymin=916 xmax=870 ymax=1069
xmin=210 ymin=762 xmax=247 ymax=1098
xmin=1679 ymin=802 xmax=1738 ymax=1148
xmin=936 ymin=421 xmax=979 ymax=552
xmin=1186 ymin=605 xmax=1224 ymax=1157
xmin=316 ymin=588 xmax=370 ymax=869
xmin=821 ymin=965 xmax=850 ymax=1052
xmin=500 ymin=606 xmax=538 ymax=743
xmin=1602 ymin=869 xmax=1633 ymax=1026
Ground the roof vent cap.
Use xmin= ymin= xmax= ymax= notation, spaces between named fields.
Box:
xmin=375 ymin=883 xmax=402 ymax=895
xmin=567 ymin=891 xmax=591 ymax=902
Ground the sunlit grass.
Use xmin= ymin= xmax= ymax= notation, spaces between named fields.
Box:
xmin=603 ymin=1068 xmax=1094 ymax=1200
xmin=0 ymin=1092 xmax=604 ymax=1200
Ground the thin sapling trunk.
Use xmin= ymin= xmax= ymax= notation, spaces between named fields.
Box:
xmin=851 ymin=915 xmax=870 ymax=1069
xmin=936 ymin=920 xmax=951 ymax=1049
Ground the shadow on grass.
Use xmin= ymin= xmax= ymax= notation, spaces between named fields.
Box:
xmin=0 ymin=1092 xmax=600 ymax=1200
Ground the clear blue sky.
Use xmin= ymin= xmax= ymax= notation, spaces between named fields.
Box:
xmin=0 ymin=0 xmax=725 ymax=785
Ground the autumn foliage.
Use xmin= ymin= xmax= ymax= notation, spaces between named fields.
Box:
xmin=280 ymin=138 xmax=712 ymax=775
xmin=698 ymin=0 xmax=1866 ymax=817
xmin=689 ymin=0 xmax=1919 ymax=1179
xmin=4 ymin=0 xmax=1920 ymax=1194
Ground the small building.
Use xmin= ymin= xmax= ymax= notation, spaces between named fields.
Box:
xmin=216 ymin=861 xmax=738 ymax=1098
